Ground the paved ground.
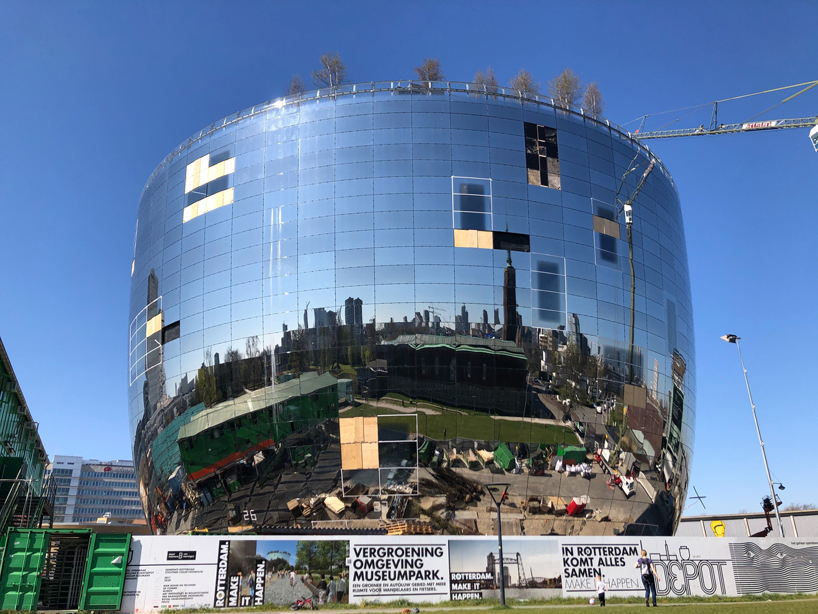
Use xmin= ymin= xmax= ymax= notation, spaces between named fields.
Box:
xmin=263 ymin=576 xmax=314 ymax=605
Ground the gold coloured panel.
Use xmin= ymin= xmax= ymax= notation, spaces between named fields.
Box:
xmin=341 ymin=443 xmax=362 ymax=470
xmin=339 ymin=417 xmax=364 ymax=444
xmin=185 ymin=155 xmax=236 ymax=194
xmin=363 ymin=417 xmax=378 ymax=443
xmin=182 ymin=188 xmax=234 ymax=223
xmin=454 ymin=228 xmax=477 ymax=248
xmin=185 ymin=154 xmax=210 ymax=194
xmin=361 ymin=442 xmax=379 ymax=469
xmin=145 ymin=313 xmax=163 ymax=338
xmin=477 ymin=230 xmax=493 ymax=248
xmin=593 ymin=215 xmax=621 ymax=239
xmin=454 ymin=229 xmax=494 ymax=249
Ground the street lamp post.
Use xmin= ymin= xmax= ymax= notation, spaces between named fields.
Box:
xmin=486 ymin=484 xmax=510 ymax=606
xmin=720 ymin=334 xmax=784 ymax=537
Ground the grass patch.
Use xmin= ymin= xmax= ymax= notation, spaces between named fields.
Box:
xmin=343 ymin=401 xmax=577 ymax=447
xmin=98 ymin=592 xmax=818 ymax=614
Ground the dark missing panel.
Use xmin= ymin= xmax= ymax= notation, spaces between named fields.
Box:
xmin=492 ymin=231 xmax=530 ymax=253
xmin=162 ymin=320 xmax=180 ymax=344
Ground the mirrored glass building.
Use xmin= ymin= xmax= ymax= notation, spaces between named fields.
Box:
xmin=129 ymin=82 xmax=695 ymax=536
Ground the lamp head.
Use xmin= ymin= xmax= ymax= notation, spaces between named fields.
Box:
xmin=623 ymin=203 xmax=633 ymax=225
xmin=720 ymin=334 xmax=740 ymax=343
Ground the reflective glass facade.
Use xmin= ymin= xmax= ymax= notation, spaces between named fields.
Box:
xmin=129 ymin=82 xmax=695 ymax=536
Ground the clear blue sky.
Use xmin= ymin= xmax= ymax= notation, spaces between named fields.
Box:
xmin=1 ymin=1 xmax=815 ymax=515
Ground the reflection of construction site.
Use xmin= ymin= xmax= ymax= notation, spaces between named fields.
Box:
xmin=486 ymin=551 xmax=561 ymax=589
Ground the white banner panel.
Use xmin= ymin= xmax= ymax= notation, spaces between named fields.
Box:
xmin=347 ymin=537 xmax=450 ymax=603
xmin=121 ymin=536 xmax=351 ymax=612
xmin=557 ymin=537 xmax=736 ymax=598
xmin=122 ymin=535 xmax=220 ymax=612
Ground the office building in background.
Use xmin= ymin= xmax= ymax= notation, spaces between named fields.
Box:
xmin=47 ymin=456 xmax=142 ymax=524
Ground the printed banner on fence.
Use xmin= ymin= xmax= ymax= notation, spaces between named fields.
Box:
xmin=447 ymin=537 xmax=562 ymax=601
xmin=121 ymin=536 xmax=350 ymax=612
xmin=348 ymin=540 xmax=450 ymax=602
xmin=557 ymin=537 xmax=818 ymax=598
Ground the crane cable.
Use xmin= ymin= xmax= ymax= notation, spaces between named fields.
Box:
xmin=741 ymin=80 xmax=818 ymax=124
xmin=623 ymin=79 xmax=818 ymax=129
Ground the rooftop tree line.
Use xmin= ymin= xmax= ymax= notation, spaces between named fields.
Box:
xmin=285 ymin=54 xmax=605 ymax=118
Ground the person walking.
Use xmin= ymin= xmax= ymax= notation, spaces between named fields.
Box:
xmin=635 ymin=549 xmax=658 ymax=607
xmin=337 ymin=574 xmax=347 ymax=603
xmin=595 ymin=574 xmax=607 ymax=606
xmin=328 ymin=575 xmax=337 ymax=603
xmin=317 ymin=574 xmax=328 ymax=604
xmin=289 ymin=569 xmax=295 ymax=588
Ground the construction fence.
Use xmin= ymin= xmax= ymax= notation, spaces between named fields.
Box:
xmin=1 ymin=530 xmax=817 ymax=611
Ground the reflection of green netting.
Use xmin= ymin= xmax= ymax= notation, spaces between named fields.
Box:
xmin=290 ymin=446 xmax=312 ymax=463
xmin=177 ymin=372 xmax=339 ymax=479
xmin=494 ymin=442 xmax=515 ymax=470
xmin=151 ymin=402 xmax=206 ymax=481
xmin=342 ymin=405 xmax=578 ymax=447
xmin=0 ymin=353 xmax=47 ymax=496
xmin=558 ymin=445 xmax=587 ymax=463
xmin=418 ymin=439 xmax=434 ymax=463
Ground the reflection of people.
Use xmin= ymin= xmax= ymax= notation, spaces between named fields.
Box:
xmin=595 ymin=574 xmax=607 ymax=607
xmin=249 ymin=570 xmax=256 ymax=597
xmin=329 ymin=576 xmax=337 ymax=603
xmin=635 ymin=550 xmax=657 ymax=607
xmin=337 ymin=574 xmax=346 ymax=603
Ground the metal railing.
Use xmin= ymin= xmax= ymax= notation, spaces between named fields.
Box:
xmin=0 ymin=472 xmax=54 ymax=534
xmin=141 ymin=80 xmax=670 ymax=196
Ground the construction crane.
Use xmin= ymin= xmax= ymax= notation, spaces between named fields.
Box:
xmin=628 ymin=80 xmax=818 ymax=150
xmin=609 ymin=152 xmax=656 ymax=390
xmin=426 ymin=304 xmax=446 ymax=322
xmin=634 ymin=116 xmax=817 ymax=141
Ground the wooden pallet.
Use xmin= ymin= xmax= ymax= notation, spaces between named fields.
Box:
xmin=386 ymin=521 xmax=434 ymax=535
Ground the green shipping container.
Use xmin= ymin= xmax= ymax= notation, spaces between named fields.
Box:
xmin=494 ymin=443 xmax=515 ymax=471
xmin=0 ymin=529 xmax=130 ymax=611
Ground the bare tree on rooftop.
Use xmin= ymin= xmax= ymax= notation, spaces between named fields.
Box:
xmin=473 ymin=66 xmax=498 ymax=95
xmin=509 ymin=69 xmax=540 ymax=95
xmin=286 ymin=74 xmax=306 ymax=96
xmin=782 ymin=502 xmax=816 ymax=511
xmin=583 ymin=82 xmax=605 ymax=118
xmin=548 ymin=68 xmax=585 ymax=108
xmin=311 ymin=52 xmax=348 ymax=88
xmin=414 ymin=57 xmax=444 ymax=81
